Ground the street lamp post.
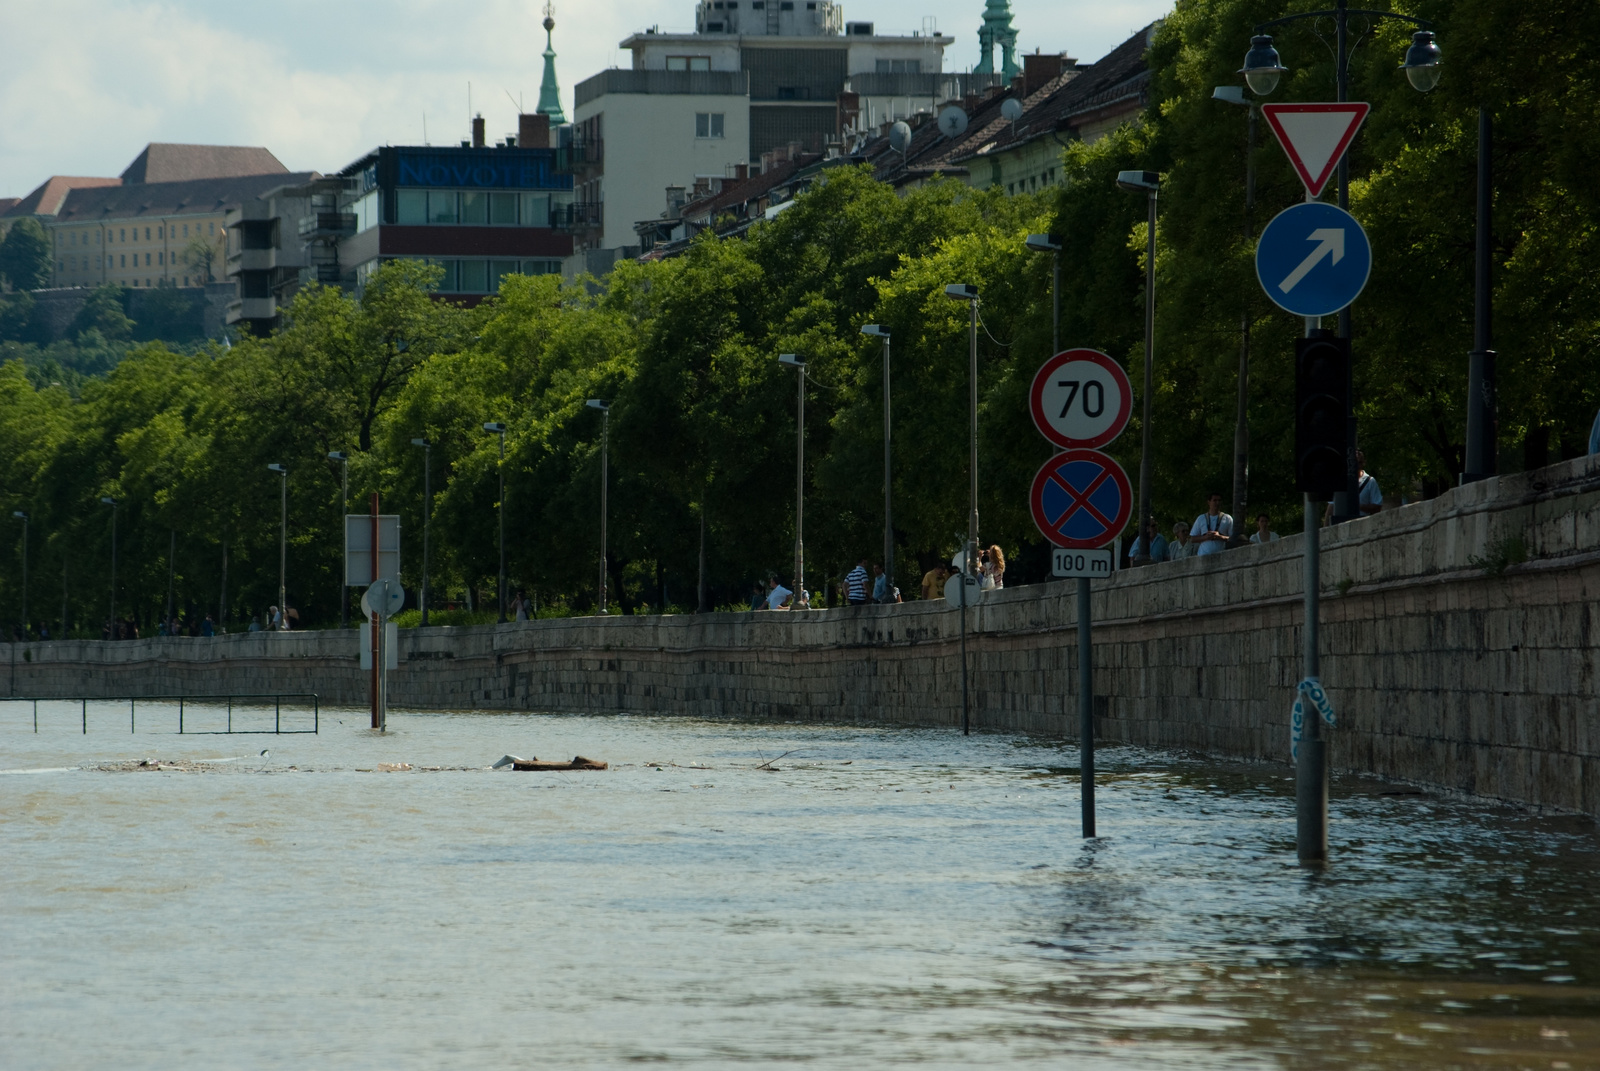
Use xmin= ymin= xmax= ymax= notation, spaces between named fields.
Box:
xmin=585 ymin=402 xmax=610 ymax=615
xmin=1240 ymin=13 xmax=1441 ymax=865
xmin=12 ymin=511 xmax=28 ymax=638
xmin=1213 ymin=85 xmax=1257 ymax=536
xmin=776 ymin=357 xmax=806 ymax=606
xmin=266 ymin=465 xmax=287 ymax=629
xmin=329 ymin=451 xmax=349 ymax=628
xmin=483 ymin=423 xmax=507 ymax=622
xmin=860 ymin=326 xmax=894 ymax=591
xmin=942 ymin=284 xmax=980 ymax=735
xmin=1115 ymin=170 xmax=1161 ymax=560
xmin=410 ymin=439 xmax=432 ymax=626
xmin=99 ymin=496 xmax=117 ymax=638
xmin=1025 ymin=234 xmax=1062 ymax=354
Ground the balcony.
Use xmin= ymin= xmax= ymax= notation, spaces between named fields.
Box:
xmin=556 ymin=138 xmax=603 ymax=174
xmin=298 ymin=212 xmax=357 ymax=239
xmin=551 ymin=202 xmax=603 ymax=230
xmin=313 ymin=264 xmax=344 ymax=284
xmin=229 ymin=248 xmax=279 ymax=272
xmin=226 ymin=297 xmax=277 ymax=324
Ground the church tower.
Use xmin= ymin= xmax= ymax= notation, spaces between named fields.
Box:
xmin=537 ymin=2 xmax=567 ymax=124
xmin=972 ymin=0 xmax=1020 ymax=79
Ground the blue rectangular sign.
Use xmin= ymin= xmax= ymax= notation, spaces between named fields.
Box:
xmin=395 ymin=150 xmax=566 ymax=190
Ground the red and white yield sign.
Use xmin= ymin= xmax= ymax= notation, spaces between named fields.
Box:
xmin=1029 ymin=348 xmax=1133 ymax=450
xmin=1261 ymin=102 xmax=1370 ymax=198
xmin=1030 ymin=449 xmax=1133 ymax=549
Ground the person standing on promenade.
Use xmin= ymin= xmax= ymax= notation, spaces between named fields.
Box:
xmin=1190 ymin=493 xmax=1234 ymax=556
xmin=872 ymin=564 xmax=889 ymax=603
xmin=845 ymin=559 xmax=870 ymax=606
xmin=1249 ymin=514 xmax=1279 ymax=544
xmin=1129 ymin=521 xmax=1167 ymax=563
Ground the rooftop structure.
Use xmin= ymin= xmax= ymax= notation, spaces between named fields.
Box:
xmin=119 ymin=143 xmax=289 ymax=185
xmin=537 ymin=3 xmax=567 ymax=124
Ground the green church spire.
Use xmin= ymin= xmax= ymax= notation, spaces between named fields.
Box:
xmin=972 ymin=0 xmax=1020 ymax=80
xmin=537 ymin=2 xmax=567 ymax=124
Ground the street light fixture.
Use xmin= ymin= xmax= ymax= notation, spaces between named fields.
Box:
xmin=1024 ymin=234 xmax=1062 ymax=354
xmin=1213 ymin=85 xmax=1258 ymax=542
xmin=328 ymin=451 xmax=349 ymax=628
xmin=1238 ymin=35 xmax=1287 ymax=96
xmin=100 ymin=496 xmax=118 ymax=638
xmin=776 ymin=356 xmax=806 ymax=607
xmin=483 ymin=423 xmax=508 ymax=623
xmin=940 ymin=284 xmax=980 ymax=736
xmin=266 ymin=465 xmax=287 ymax=629
xmin=409 ymin=440 xmax=433 ymax=626
xmin=1115 ymin=170 xmax=1160 ymax=561
xmin=12 ymin=510 xmax=28 ymax=639
xmin=860 ymin=325 xmax=894 ymax=593
xmin=584 ymin=402 xmax=610 ymax=615
xmin=1401 ymin=31 xmax=1443 ymax=92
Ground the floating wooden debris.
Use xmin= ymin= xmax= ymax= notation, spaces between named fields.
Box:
xmin=511 ymin=756 xmax=608 ymax=771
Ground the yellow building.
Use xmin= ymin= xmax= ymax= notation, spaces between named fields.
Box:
xmin=2 ymin=144 xmax=300 ymax=290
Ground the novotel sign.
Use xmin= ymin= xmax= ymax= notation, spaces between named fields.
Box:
xmin=389 ymin=149 xmax=570 ymax=191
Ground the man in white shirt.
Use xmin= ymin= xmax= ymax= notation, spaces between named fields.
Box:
xmin=765 ymin=579 xmax=793 ymax=610
xmin=1189 ymin=493 xmax=1233 ymax=556
xmin=1248 ymin=513 xmax=1279 ymax=544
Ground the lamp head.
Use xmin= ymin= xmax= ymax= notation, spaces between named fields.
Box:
xmin=267 ymin=463 xmax=286 ymax=474
xmin=1211 ymin=85 xmax=1248 ymax=106
xmin=1115 ymin=170 xmax=1161 ymax=193
xmin=327 ymin=451 xmax=347 ymax=461
xmin=584 ymin=400 xmax=609 ymax=411
xmin=859 ymin=324 xmax=889 ymax=337
xmin=13 ymin=510 xmax=28 ymax=520
xmin=1024 ymin=233 xmax=1061 ymax=252
xmin=483 ymin=422 xmax=507 ymax=432
xmin=100 ymin=496 xmax=116 ymax=505
xmin=943 ymin=283 xmax=978 ymax=301
xmin=1401 ymin=30 xmax=1442 ymax=92
xmin=410 ymin=438 xmax=430 ymax=448
xmin=778 ymin=353 xmax=805 ymax=367
xmin=1239 ymin=34 xmax=1287 ymax=96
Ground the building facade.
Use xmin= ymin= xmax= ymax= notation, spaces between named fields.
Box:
xmin=570 ymin=1 xmax=949 ymax=256
xmin=226 ymin=119 xmax=575 ymax=334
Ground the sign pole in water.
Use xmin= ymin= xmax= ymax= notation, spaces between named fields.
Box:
xmin=1029 ymin=349 xmax=1133 ymax=839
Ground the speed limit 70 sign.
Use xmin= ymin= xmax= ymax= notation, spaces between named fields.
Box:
xmin=1028 ymin=349 xmax=1133 ymax=450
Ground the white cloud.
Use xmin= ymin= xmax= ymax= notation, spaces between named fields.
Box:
xmin=0 ymin=0 xmax=1171 ymax=197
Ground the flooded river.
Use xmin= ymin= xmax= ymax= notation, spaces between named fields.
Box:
xmin=2 ymin=704 xmax=1597 ymax=1069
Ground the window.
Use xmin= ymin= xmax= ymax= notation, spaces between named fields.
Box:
xmin=158 ymin=226 xmax=164 ymax=239
xmin=397 ymin=189 xmax=427 ymax=224
xmin=490 ymin=260 xmax=519 ymax=292
xmin=523 ymin=259 xmax=561 ymax=275
xmin=183 ymin=276 xmax=189 ymax=286
xmin=667 ymin=55 xmax=711 ymax=71
xmin=209 ymin=223 xmax=215 ymax=235
xmin=435 ymin=260 xmax=458 ymax=292
xmin=696 ymin=112 xmax=725 ymax=138
xmin=780 ymin=1 xmax=793 ymax=9
xmin=145 ymin=253 xmax=152 ymax=265
xmin=875 ymin=59 xmax=922 ymax=73
xmin=457 ymin=259 xmax=488 ymax=292
xmin=182 ymin=224 xmax=189 ymax=237
xmin=120 ymin=254 xmax=126 ymax=267
xmin=158 ymin=252 xmax=164 ymax=265
xmin=460 ymin=191 xmax=488 ymax=224
xmin=490 ymin=192 xmax=518 ymax=225
xmin=353 ymin=190 xmax=380 ymax=231
xmin=120 ymin=229 xmax=126 ymax=241
xmin=752 ymin=1 xmax=764 ymax=7
xmin=431 ymin=190 xmax=461 ymax=224
xmin=144 ymin=227 xmax=150 ymax=240
xmin=520 ymin=192 xmax=551 ymax=227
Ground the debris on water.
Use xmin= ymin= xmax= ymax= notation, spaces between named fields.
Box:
xmin=511 ymin=756 xmax=607 ymax=771
xmin=377 ymin=763 xmax=411 ymax=772
xmin=491 ymin=754 xmax=526 ymax=769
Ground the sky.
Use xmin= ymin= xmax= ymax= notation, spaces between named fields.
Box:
xmin=0 ymin=0 xmax=1172 ymax=198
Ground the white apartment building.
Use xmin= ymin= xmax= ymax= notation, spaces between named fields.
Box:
xmin=570 ymin=1 xmax=950 ymax=254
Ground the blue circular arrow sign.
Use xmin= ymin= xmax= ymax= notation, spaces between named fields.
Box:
xmin=1255 ymin=202 xmax=1372 ymax=318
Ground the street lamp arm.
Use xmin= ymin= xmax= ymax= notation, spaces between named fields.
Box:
xmin=1254 ymin=10 xmax=1431 ymax=32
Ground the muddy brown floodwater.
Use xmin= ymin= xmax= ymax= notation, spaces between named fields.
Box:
xmin=2 ymin=704 xmax=1597 ymax=1069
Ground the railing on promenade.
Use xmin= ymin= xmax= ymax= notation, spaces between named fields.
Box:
xmin=1 ymin=694 xmax=319 ymax=735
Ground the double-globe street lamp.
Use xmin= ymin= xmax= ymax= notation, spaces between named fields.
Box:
xmin=585 ymin=401 xmax=610 ymax=615
xmin=1212 ymin=84 xmax=1257 ymax=535
xmin=1240 ymin=9 xmax=1447 ymax=507
xmin=483 ymin=422 xmax=508 ymax=622
xmin=1024 ymin=234 xmax=1061 ymax=354
xmin=1114 ymin=170 xmax=1161 ymax=560
xmin=940 ymin=284 xmax=980 ymax=736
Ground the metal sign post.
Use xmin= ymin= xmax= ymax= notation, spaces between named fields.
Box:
xmin=1028 ymin=349 xmax=1132 ymax=839
xmin=345 ymin=500 xmax=400 ymax=730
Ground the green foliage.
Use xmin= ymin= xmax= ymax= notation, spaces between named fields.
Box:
xmin=2 ymin=0 xmax=1595 ymax=634
xmin=0 ymin=218 xmax=52 ymax=291
xmin=71 ymin=284 xmax=134 ymax=341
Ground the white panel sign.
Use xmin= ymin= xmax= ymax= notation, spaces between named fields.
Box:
xmin=346 ymin=515 xmax=401 ymax=585
xmin=359 ymin=621 xmax=398 ymax=670
xmin=1051 ymin=548 xmax=1114 ymax=578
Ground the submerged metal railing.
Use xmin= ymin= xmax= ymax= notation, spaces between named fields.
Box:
xmin=3 ymin=694 xmax=319 ymax=734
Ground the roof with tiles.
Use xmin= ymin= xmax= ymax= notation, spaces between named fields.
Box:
xmin=3 ymin=176 xmax=122 ymax=219
xmin=120 ymin=143 xmax=288 ymax=184
xmin=49 ymin=172 xmax=318 ymax=224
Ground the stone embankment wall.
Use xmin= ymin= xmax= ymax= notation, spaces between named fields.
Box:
xmin=6 ymin=456 xmax=1598 ymax=818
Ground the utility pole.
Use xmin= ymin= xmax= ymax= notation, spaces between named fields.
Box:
xmin=483 ymin=424 xmax=507 ymax=622
xmin=410 ymin=439 xmax=432 ymax=626
xmin=329 ymin=451 xmax=349 ymax=627
xmin=267 ymin=465 xmax=288 ymax=628
xmin=585 ymin=402 xmax=611 ymax=613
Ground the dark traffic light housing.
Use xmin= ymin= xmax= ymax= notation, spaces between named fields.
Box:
xmin=1295 ymin=331 xmax=1352 ymax=495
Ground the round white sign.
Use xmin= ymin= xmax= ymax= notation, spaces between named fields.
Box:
xmin=361 ymin=578 xmax=405 ymax=617
xmin=1029 ymin=349 xmax=1134 ymax=450
xmin=943 ymin=572 xmax=983 ymax=608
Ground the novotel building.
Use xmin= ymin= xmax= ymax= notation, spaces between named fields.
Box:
xmin=227 ymin=116 xmax=580 ymax=332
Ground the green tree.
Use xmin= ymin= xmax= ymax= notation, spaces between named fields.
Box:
xmin=70 ymin=285 xmax=134 ymax=341
xmin=0 ymin=218 xmax=52 ymax=291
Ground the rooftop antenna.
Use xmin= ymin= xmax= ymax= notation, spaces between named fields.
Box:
xmin=422 ymin=112 xmax=429 ymax=145
xmin=505 ymin=89 xmax=524 ymax=114
xmin=468 ymin=81 xmax=472 ymax=125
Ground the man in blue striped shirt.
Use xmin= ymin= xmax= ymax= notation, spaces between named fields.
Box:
xmin=845 ymin=559 xmax=870 ymax=605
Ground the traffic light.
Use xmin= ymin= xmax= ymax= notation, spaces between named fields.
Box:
xmin=1295 ymin=331 xmax=1351 ymax=495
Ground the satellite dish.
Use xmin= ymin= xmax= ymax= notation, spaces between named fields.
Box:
xmin=937 ymin=106 xmax=969 ymax=139
xmin=888 ymin=121 xmax=912 ymax=153
xmin=1001 ymin=98 xmax=1023 ymax=122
